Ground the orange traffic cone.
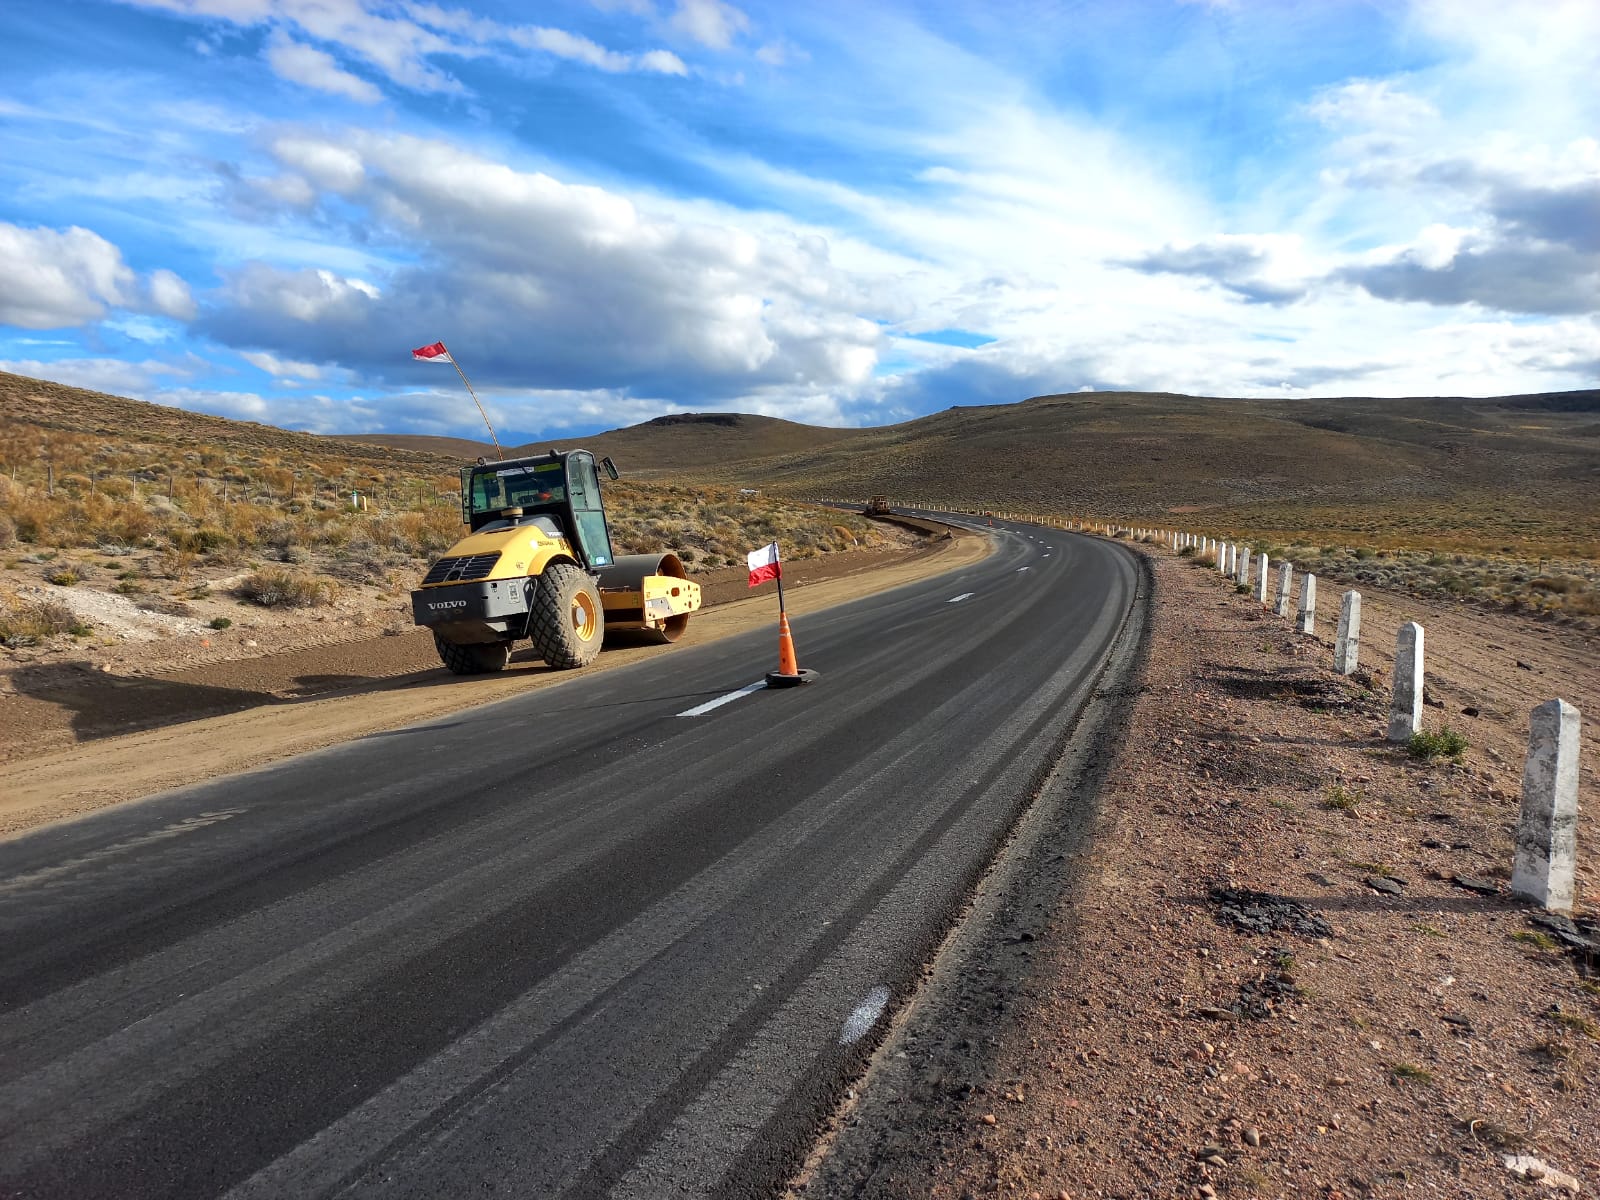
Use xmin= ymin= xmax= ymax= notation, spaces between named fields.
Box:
xmin=766 ymin=612 xmax=818 ymax=688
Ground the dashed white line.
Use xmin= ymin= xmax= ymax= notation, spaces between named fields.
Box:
xmin=947 ymin=593 xmax=975 ymax=603
xmin=677 ymin=681 xmax=767 ymax=717
xmin=1016 ymin=566 xmax=1031 ymax=572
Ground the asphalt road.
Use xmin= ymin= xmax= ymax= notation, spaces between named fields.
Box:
xmin=0 ymin=518 xmax=1141 ymax=1199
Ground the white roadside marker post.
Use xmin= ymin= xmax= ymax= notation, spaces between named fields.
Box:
xmin=1297 ymin=573 xmax=1316 ymax=635
xmin=1512 ymin=699 xmax=1582 ymax=911
xmin=1387 ymin=622 xmax=1424 ymax=742
xmin=1274 ymin=561 xmax=1293 ymax=618
xmin=1255 ymin=554 xmax=1270 ymax=604
xmin=1335 ymin=590 xmax=1361 ymax=675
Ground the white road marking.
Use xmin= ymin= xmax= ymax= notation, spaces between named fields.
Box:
xmin=947 ymin=593 xmax=974 ymax=603
xmin=677 ymin=682 xmax=767 ymax=717
xmin=839 ymin=985 xmax=891 ymax=1045
xmin=1017 ymin=566 xmax=1030 ymax=572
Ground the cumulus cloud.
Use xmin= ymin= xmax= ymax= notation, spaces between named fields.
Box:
xmin=0 ymin=356 xmax=195 ymax=396
xmin=670 ymin=0 xmax=749 ymax=49
xmin=1321 ymin=149 xmax=1600 ymax=315
xmin=264 ymin=34 xmax=383 ymax=102
xmin=1335 ymin=238 xmax=1599 ymax=315
xmin=147 ymin=269 xmax=198 ymax=320
xmin=199 ymin=131 xmax=883 ymax=403
xmin=1117 ymin=235 xmax=1311 ymax=305
xmin=240 ymin=349 xmax=329 ymax=380
xmin=0 ymin=223 xmax=135 ymax=328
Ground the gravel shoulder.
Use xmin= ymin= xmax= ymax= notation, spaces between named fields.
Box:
xmin=801 ymin=543 xmax=1599 ymax=1200
xmin=0 ymin=524 xmax=984 ymax=837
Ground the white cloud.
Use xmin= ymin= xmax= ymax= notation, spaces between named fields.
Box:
xmin=1118 ymin=234 xmax=1317 ymax=304
xmin=636 ymin=48 xmax=690 ymax=75
xmin=1307 ymin=79 xmax=1438 ymax=131
xmin=270 ymin=135 xmax=367 ymax=194
xmin=670 ymin=0 xmax=748 ymax=49
xmin=240 ymin=349 xmax=327 ymax=379
xmin=0 ymin=356 xmax=195 ymax=396
xmin=119 ymin=0 xmax=693 ymax=96
xmin=197 ymin=131 xmax=884 ymax=404
xmin=508 ymin=26 xmax=688 ymax=74
xmin=264 ymin=34 xmax=382 ymax=103
xmin=147 ymin=269 xmax=198 ymax=320
xmin=0 ymin=223 xmax=135 ymax=328
xmin=122 ymin=0 xmax=465 ymax=93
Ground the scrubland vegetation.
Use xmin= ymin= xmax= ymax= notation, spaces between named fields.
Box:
xmin=1226 ymin=538 xmax=1599 ymax=625
xmin=0 ymin=410 xmax=887 ymax=647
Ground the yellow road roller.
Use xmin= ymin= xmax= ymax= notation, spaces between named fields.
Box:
xmin=410 ymin=449 xmax=701 ymax=674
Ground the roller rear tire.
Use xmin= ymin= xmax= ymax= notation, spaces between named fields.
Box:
xmin=434 ymin=634 xmax=512 ymax=675
xmin=528 ymin=562 xmax=604 ymax=669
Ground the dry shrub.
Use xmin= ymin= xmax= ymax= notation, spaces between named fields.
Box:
xmin=0 ymin=587 xmax=83 ymax=645
xmin=159 ymin=545 xmax=198 ymax=580
xmin=1530 ymin=575 xmax=1582 ymax=594
xmin=236 ymin=566 xmax=339 ymax=608
xmin=0 ymin=512 xmax=14 ymax=549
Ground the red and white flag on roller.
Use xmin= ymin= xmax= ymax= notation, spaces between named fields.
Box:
xmin=411 ymin=341 xmax=453 ymax=363
xmin=746 ymin=541 xmax=781 ymax=588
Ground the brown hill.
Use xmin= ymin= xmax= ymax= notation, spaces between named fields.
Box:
xmin=681 ymin=389 xmax=1600 ymax=557
xmin=5 ymin=368 xmax=1597 ymax=557
xmin=1 ymin=371 xmax=459 ymax=474
xmin=336 ymin=412 xmax=861 ymax=476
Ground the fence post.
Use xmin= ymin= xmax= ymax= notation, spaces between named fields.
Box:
xmin=1511 ymin=699 xmax=1582 ymax=911
xmin=1387 ymin=622 xmax=1424 ymax=742
xmin=1297 ymin=573 xmax=1317 ymax=634
xmin=1335 ymin=590 xmax=1361 ymax=674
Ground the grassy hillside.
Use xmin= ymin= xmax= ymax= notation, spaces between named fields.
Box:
xmin=3 ymin=368 xmax=1596 ymax=630
xmin=0 ymin=372 xmax=892 ymax=646
xmin=336 ymin=390 xmax=1600 ymax=564
xmin=672 ymin=390 xmax=1600 ymax=560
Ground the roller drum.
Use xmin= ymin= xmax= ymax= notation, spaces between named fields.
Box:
xmin=596 ymin=552 xmax=695 ymax=643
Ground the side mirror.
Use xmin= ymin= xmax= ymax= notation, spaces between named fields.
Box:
xmin=600 ymin=456 xmax=620 ymax=480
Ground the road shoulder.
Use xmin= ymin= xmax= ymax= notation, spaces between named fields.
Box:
xmin=0 ymin=526 xmax=988 ymax=838
xmin=797 ymin=545 xmax=1599 ymax=1199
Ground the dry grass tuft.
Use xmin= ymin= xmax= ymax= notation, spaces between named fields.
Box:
xmin=236 ymin=567 xmax=340 ymax=608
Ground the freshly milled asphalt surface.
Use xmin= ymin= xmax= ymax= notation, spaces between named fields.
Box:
xmin=0 ymin=518 xmax=1140 ymax=1200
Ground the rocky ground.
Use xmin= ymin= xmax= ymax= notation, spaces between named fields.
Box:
xmin=801 ymin=544 xmax=1598 ymax=1200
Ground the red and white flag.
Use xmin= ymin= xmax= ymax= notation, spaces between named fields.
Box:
xmin=746 ymin=541 xmax=781 ymax=588
xmin=411 ymin=341 xmax=453 ymax=363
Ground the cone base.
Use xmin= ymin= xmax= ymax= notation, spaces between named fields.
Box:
xmin=765 ymin=668 xmax=820 ymax=689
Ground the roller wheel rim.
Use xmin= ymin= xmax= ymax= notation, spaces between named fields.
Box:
xmin=571 ymin=590 xmax=599 ymax=642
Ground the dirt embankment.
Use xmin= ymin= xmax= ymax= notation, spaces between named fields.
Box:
xmin=0 ymin=525 xmax=981 ymax=837
xmin=804 ymin=548 xmax=1598 ymax=1199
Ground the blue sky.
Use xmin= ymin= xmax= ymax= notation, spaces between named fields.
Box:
xmin=2 ymin=0 xmax=1596 ymax=443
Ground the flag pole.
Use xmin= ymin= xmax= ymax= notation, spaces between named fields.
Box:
xmin=440 ymin=342 xmax=503 ymax=461
xmin=773 ymin=547 xmax=787 ymax=617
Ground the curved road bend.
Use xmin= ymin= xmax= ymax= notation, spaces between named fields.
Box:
xmin=0 ymin=519 xmax=1141 ymax=1200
